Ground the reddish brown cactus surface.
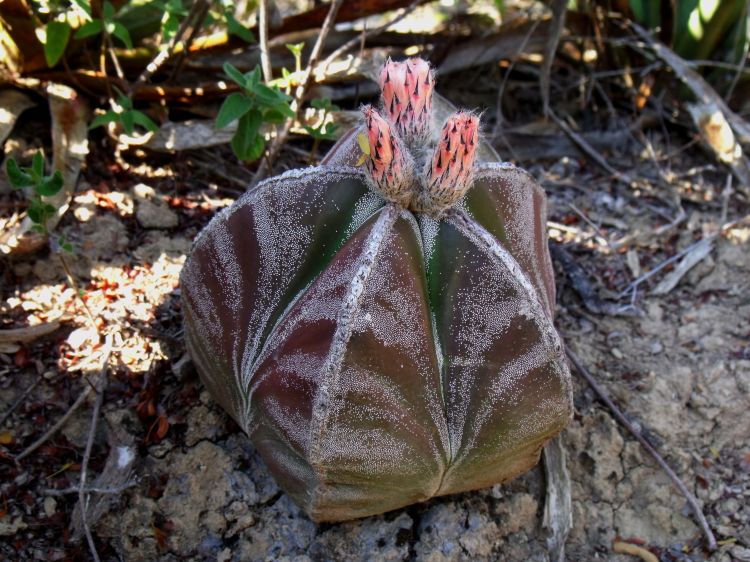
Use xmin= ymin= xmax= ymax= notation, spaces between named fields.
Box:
xmin=181 ymin=58 xmax=572 ymax=522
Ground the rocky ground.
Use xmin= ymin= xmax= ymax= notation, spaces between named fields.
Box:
xmin=1 ymin=82 xmax=750 ymax=561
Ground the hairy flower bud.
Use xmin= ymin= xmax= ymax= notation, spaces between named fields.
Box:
xmin=362 ymin=105 xmax=414 ymax=206
xmin=379 ymin=58 xmax=434 ymax=143
xmin=419 ymin=112 xmax=479 ymax=213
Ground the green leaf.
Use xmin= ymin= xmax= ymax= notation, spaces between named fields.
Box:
xmin=131 ymin=110 xmax=159 ymax=132
xmin=263 ymin=108 xmax=287 ymax=124
xmin=216 ymin=93 xmax=254 ymax=129
xmin=286 ymin=42 xmax=304 ymax=58
xmin=275 ymin=102 xmax=295 ymax=119
xmin=120 ymin=110 xmax=135 ymax=134
xmin=75 ymin=19 xmax=103 ymax=39
xmin=36 ymin=171 xmax=64 ymax=196
xmin=111 ymin=22 xmax=133 ymax=49
xmin=310 ymin=98 xmax=327 ymax=110
xmin=27 ymin=201 xmax=43 ymax=225
xmin=31 ymin=152 xmax=45 ymax=177
xmin=72 ymin=0 xmax=93 ymax=19
xmin=44 ymin=21 xmax=71 ymax=67
xmin=226 ymin=11 xmax=254 ymax=43
xmin=252 ymin=83 xmax=291 ymax=106
xmin=223 ymin=62 xmax=247 ymax=88
xmin=103 ymin=1 xmax=116 ymax=21
xmin=5 ymin=159 xmax=33 ymax=188
xmin=286 ymin=41 xmax=304 ymax=71
xmin=244 ymin=133 xmax=265 ymax=161
xmin=245 ymin=66 xmax=262 ymax=90
xmin=114 ymin=88 xmax=133 ymax=110
xmin=161 ymin=14 xmax=179 ymax=42
xmin=231 ymin=109 xmax=263 ymax=161
xmin=90 ymin=111 xmax=118 ymax=129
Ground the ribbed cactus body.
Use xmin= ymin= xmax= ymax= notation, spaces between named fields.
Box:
xmin=181 ymin=58 xmax=572 ymax=522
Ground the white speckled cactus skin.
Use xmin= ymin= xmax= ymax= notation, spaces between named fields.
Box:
xmin=180 ymin=58 xmax=572 ymax=522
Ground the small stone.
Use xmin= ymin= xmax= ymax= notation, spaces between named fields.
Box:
xmin=650 ymin=341 xmax=663 ymax=354
xmin=133 ymin=183 xmax=156 ymax=199
xmin=136 ymin=199 xmax=178 ymax=229
xmin=66 ymin=327 xmax=97 ymax=350
xmin=43 ymin=496 xmax=57 ymax=517
xmin=133 ymin=183 xmax=178 ymax=229
xmin=731 ymin=546 xmax=750 ymax=562
xmin=0 ymin=516 xmax=27 ymax=536
xmin=611 ymin=348 xmax=623 ymax=359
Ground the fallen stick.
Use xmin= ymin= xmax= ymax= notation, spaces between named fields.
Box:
xmin=0 ymin=320 xmax=61 ymax=344
xmin=77 ymin=338 xmax=112 ymax=562
xmin=0 ymin=377 xmax=41 ymax=426
xmin=251 ymin=0 xmax=344 ymax=186
xmin=16 ymin=382 xmax=93 ymax=461
xmin=629 ymin=22 xmax=750 ymax=144
xmin=564 ymin=345 xmax=718 ymax=552
xmin=542 ymin=435 xmax=572 ymax=562
xmin=549 ymin=111 xmax=632 ymax=183
xmin=612 ymin=540 xmax=659 ymax=562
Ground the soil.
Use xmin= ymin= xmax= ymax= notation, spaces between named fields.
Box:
xmin=1 ymin=71 xmax=749 ymax=562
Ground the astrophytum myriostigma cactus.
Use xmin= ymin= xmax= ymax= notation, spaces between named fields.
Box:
xmin=181 ymin=57 xmax=572 ymax=522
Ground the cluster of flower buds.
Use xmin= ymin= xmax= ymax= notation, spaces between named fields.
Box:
xmin=360 ymin=57 xmax=479 ymax=215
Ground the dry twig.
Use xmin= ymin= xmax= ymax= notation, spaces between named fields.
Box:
xmin=629 ymin=22 xmax=750 ymax=144
xmin=0 ymin=321 xmax=61 ymax=344
xmin=251 ymin=0 xmax=344 ymax=186
xmin=320 ymin=0 xmax=421 ymax=74
xmin=77 ymin=338 xmax=112 ymax=562
xmin=133 ymin=0 xmax=210 ymax=90
xmin=551 ymin=244 xmax=639 ymax=316
xmin=549 ymin=111 xmax=632 ymax=183
xmin=16 ymin=381 xmax=94 ymax=461
xmin=0 ymin=377 xmax=41 ymax=427
xmin=258 ymin=0 xmax=273 ymax=83
xmin=565 ymin=345 xmax=718 ymax=552
xmin=542 ymin=436 xmax=571 ymax=562
xmin=541 ymin=0 xmax=567 ymax=117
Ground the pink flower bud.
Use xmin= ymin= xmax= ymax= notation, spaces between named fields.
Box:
xmin=362 ymin=105 xmax=414 ymax=206
xmin=422 ymin=111 xmax=479 ymax=211
xmin=379 ymin=57 xmax=434 ymax=143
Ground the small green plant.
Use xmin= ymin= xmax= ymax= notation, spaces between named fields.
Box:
xmin=75 ymin=0 xmax=133 ymax=49
xmin=90 ymin=89 xmax=159 ymax=134
xmin=216 ymin=63 xmax=295 ymax=162
xmin=5 ymin=151 xmax=72 ymax=252
xmin=156 ymin=0 xmax=189 ymax=43
xmin=304 ymin=98 xmax=340 ymax=141
xmin=286 ymin=42 xmax=305 ymax=73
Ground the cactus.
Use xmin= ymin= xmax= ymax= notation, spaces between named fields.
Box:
xmin=181 ymin=57 xmax=572 ymax=522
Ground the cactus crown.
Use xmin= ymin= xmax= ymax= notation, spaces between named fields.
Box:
xmin=363 ymin=57 xmax=479 ymax=216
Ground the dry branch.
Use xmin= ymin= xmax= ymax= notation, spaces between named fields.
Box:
xmin=541 ymin=0 xmax=567 ymax=117
xmin=0 ymin=320 xmax=61 ymax=344
xmin=251 ymin=0 xmax=344 ymax=185
xmin=542 ymin=436 xmax=572 ymax=562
